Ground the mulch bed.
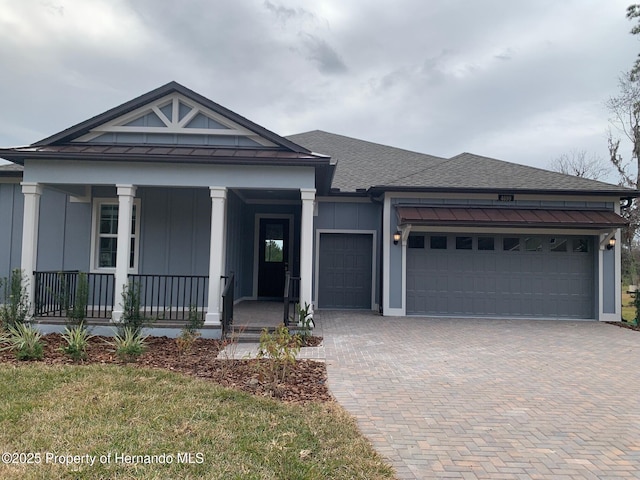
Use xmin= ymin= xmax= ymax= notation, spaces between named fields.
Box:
xmin=606 ymin=321 xmax=640 ymax=332
xmin=0 ymin=334 xmax=332 ymax=404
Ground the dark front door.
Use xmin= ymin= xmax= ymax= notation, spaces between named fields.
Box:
xmin=258 ymin=218 xmax=289 ymax=298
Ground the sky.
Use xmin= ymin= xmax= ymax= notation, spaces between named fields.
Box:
xmin=0 ymin=0 xmax=638 ymax=182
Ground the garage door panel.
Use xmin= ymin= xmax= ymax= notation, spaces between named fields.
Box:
xmin=407 ymin=234 xmax=594 ymax=319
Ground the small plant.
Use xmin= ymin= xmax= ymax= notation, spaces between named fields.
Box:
xmin=0 ymin=269 xmax=31 ymax=329
xmin=117 ymin=282 xmax=148 ymax=336
xmin=295 ymin=302 xmax=314 ymax=343
xmin=176 ymin=330 xmax=199 ymax=355
xmin=185 ymin=304 xmax=204 ymax=334
xmin=110 ymin=327 xmax=147 ymax=363
xmin=67 ymin=273 xmax=89 ymax=327
xmin=0 ymin=323 xmax=44 ymax=361
xmin=176 ymin=305 xmax=204 ymax=355
xmin=257 ymin=324 xmax=301 ymax=385
xmin=60 ymin=325 xmax=92 ymax=362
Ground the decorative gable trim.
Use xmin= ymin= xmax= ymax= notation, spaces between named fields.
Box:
xmin=32 ymin=81 xmax=311 ymax=154
xmin=73 ymin=93 xmax=277 ymax=147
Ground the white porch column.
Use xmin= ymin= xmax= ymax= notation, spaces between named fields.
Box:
xmin=20 ymin=182 xmax=43 ymax=309
xmin=300 ymin=188 xmax=316 ymax=318
xmin=205 ymin=187 xmax=227 ymax=326
xmin=111 ymin=185 xmax=137 ymax=322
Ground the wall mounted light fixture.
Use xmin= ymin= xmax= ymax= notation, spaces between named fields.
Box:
xmin=393 ymin=231 xmax=401 ymax=245
xmin=607 ymin=238 xmax=616 ymax=250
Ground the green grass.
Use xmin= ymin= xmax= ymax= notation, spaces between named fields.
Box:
xmin=0 ymin=364 xmax=394 ymax=480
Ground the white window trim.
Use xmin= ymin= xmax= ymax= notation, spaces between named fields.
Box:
xmin=90 ymin=197 xmax=141 ymax=274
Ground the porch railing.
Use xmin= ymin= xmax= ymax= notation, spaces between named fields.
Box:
xmin=221 ymin=274 xmax=235 ymax=337
xmin=34 ymin=271 xmax=115 ymax=319
xmin=34 ymin=272 xmax=209 ymax=322
xmin=128 ymin=274 xmax=209 ymax=322
xmin=283 ymin=271 xmax=300 ymax=326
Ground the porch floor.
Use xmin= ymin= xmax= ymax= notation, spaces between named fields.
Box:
xmin=33 ymin=300 xmax=287 ymax=330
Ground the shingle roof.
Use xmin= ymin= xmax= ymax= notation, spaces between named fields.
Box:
xmin=287 ymin=130 xmax=635 ymax=196
xmin=0 ymin=163 xmax=23 ymax=177
xmin=286 ymin=130 xmax=446 ymax=192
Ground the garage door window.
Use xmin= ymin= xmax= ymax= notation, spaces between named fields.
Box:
xmin=456 ymin=236 xmax=473 ymax=250
xmin=550 ymin=238 xmax=568 ymax=252
xmin=408 ymin=235 xmax=425 ymax=249
xmin=525 ymin=237 xmax=543 ymax=252
xmin=478 ymin=237 xmax=495 ymax=251
xmin=573 ymin=238 xmax=589 ymax=252
xmin=503 ymin=237 xmax=520 ymax=251
xmin=430 ymin=236 xmax=447 ymax=249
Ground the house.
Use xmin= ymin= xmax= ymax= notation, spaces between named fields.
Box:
xmin=0 ymin=81 xmax=634 ymax=336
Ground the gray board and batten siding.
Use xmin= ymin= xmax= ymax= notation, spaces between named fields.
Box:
xmin=0 ymin=182 xmax=23 ymax=280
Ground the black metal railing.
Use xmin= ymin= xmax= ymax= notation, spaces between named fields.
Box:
xmin=128 ymin=274 xmax=209 ymax=322
xmin=34 ymin=271 xmax=115 ymax=319
xmin=221 ymin=274 xmax=235 ymax=337
xmin=283 ymin=271 xmax=300 ymax=326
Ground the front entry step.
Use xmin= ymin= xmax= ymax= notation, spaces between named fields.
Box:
xmin=224 ymin=325 xmax=279 ymax=343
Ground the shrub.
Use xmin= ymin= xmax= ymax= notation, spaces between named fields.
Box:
xmin=185 ymin=304 xmax=204 ymax=335
xmin=60 ymin=325 xmax=92 ymax=362
xmin=176 ymin=329 xmax=200 ymax=355
xmin=176 ymin=305 xmax=204 ymax=355
xmin=0 ymin=323 xmax=44 ymax=361
xmin=257 ymin=324 xmax=301 ymax=385
xmin=67 ymin=273 xmax=89 ymax=327
xmin=110 ymin=327 xmax=147 ymax=363
xmin=117 ymin=282 xmax=148 ymax=336
xmin=0 ymin=269 xmax=31 ymax=329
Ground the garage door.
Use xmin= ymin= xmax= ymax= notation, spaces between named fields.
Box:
xmin=406 ymin=234 xmax=594 ymax=319
xmin=318 ymin=233 xmax=373 ymax=309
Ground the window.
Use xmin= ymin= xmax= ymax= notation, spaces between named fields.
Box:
xmin=408 ymin=235 xmax=425 ymax=249
xmin=503 ymin=237 xmax=520 ymax=251
xmin=478 ymin=237 xmax=495 ymax=251
xmin=550 ymin=237 xmax=567 ymax=252
xmin=573 ymin=238 xmax=590 ymax=253
xmin=525 ymin=237 xmax=543 ymax=252
xmin=91 ymin=199 xmax=140 ymax=271
xmin=430 ymin=236 xmax=447 ymax=249
xmin=264 ymin=223 xmax=284 ymax=262
xmin=456 ymin=236 xmax=472 ymax=250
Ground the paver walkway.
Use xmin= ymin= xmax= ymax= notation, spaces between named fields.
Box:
xmin=317 ymin=311 xmax=640 ymax=479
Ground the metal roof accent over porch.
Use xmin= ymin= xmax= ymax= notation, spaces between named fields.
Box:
xmin=396 ymin=206 xmax=628 ymax=229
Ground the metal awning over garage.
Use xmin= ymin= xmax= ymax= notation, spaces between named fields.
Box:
xmin=396 ymin=206 xmax=628 ymax=229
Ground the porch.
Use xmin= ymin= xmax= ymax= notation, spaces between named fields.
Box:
xmin=32 ymin=270 xmax=301 ymax=337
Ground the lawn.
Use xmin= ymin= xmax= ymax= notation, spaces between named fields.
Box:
xmin=0 ymin=364 xmax=395 ymax=480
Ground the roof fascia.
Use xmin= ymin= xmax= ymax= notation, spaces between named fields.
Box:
xmin=368 ymin=185 xmax=640 ymax=198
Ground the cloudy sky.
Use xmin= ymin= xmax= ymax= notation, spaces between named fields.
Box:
xmin=0 ymin=0 xmax=638 ymax=181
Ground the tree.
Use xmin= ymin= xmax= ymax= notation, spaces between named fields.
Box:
xmin=549 ymin=150 xmax=609 ymax=180
xmin=627 ymin=4 xmax=640 ymax=79
xmin=607 ymin=73 xmax=640 ymax=256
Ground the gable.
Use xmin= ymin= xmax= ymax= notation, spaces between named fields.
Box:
xmin=73 ymin=92 xmax=276 ymax=148
xmin=30 ymin=81 xmax=311 ymax=154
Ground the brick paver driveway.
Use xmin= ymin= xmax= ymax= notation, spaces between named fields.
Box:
xmin=317 ymin=312 xmax=640 ymax=479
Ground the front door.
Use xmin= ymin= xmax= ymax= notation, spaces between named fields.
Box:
xmin=258 ymin=218 xmax=289 ymax=298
